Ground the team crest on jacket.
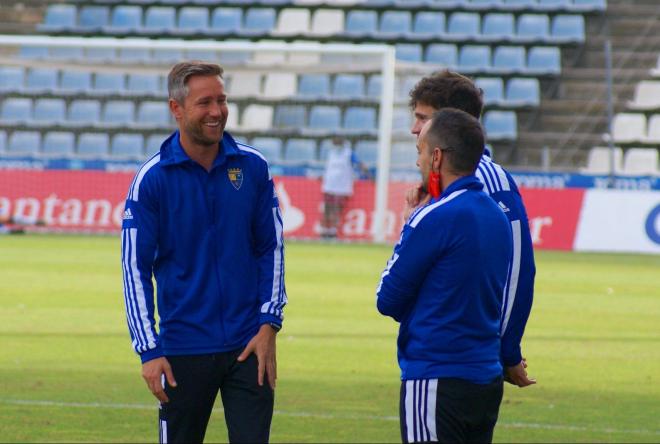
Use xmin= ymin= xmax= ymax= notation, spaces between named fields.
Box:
xmin=228 ymin=168 xmax=243 ymax=190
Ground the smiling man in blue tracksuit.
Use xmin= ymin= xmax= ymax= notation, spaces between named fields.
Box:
xmin=121 ymin=61 xmax=286 ymax=443
xmin=377 ymin=109 xmax=512 ymax=443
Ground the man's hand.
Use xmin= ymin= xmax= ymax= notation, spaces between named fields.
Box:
xmin=237 ymin=324 xmax=277 ymax=389
xmin=504 ymin=358 xmax=536 ymax=388
xmin=142 ymin=357 xmax=177 ymax=403
xmin=402 ymin=183 xmax=431 ymax=222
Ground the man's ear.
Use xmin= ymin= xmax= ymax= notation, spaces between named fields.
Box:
xmin=169 ymin=98 xmax=181 ymax=121
xmin=432 ymin=147 xmax=443 ymax=171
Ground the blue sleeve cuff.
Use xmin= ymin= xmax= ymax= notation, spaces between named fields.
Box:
xmin=501 ymin=349 xmax=523 ymax=368
xmin=139 ymin=346 xmax=164 ymax=364
xmin=259 ymin=313 xmax=282 ymax=330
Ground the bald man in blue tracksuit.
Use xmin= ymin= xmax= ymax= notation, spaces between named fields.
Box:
xmin=377 ymin=109 xmax=512 ymax=443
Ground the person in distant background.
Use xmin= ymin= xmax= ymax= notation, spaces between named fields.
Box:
xmin=405 ymin=70 xmax=537 ymax=388
xmin=0 ymin=208 xmax=44 ymax=234
xmin=320 ymin=136 xmax=370 ymax=239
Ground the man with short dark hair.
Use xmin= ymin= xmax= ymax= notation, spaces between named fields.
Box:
xmin=406 ymin=70 xmax=537 ymax=389
xmin=377 ymin=108 xmax=512 ymax=443
xmin=121 ymin=61 xmax=286 ymax=443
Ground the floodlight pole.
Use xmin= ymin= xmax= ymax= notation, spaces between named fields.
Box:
xmin=604 ymin=26 xmax=616 ymax=188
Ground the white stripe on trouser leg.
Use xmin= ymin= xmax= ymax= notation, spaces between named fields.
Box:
xmin=160 ymin=419 xmax=167 ymax=444
xmin=405 ymin=380 xmax=415 ymax=443
xmin=426 ymin=379 xmax=438 ymax=441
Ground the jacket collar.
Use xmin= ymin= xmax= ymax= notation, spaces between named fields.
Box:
xmin=438 ymin=174 xmax=484 ymax=201
xmin=159 ymin=130 xmax=244 ymax=167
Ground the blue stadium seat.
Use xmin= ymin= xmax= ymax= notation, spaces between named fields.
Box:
xmin=118 ymin=48 xmax=152 ymax=64
xmin=484 ymin=110 xmax=517 ymax=140
xmin=243 ymin=8 xmax=276 ymax=34
xmin=127 ymin=73 xmax=162 ymax=95
xmin=33 ymin=98 xmax=66 ymax=124
xmin=503 ymin=0 xmax=536 ymax=8
xmin=390 ymin=142 xmax=416 ymax=169
xmin=185 ymin=49 xmax=217 ymax=62
xmin=105 ymin=6 xmax=143 ymax=33
xmin=0 ymin=66 xmax=24 ymax=91
xmin=251 ymin=137 xmax=283 ymax=162
xmin=298 ymin=74 xmax=331 ymax=97
xmin=7 ymin=131 xmax=41 ymax=155
xmin=0 ymin=130 xmax=6 ymax=153
xmin=492 ymin=46 xmax=526 ymax=73
xmin=447 ymin=12 xmax=480 ymax=37
xmin=333 ymin=74 xmax=365 ymax=98
xmin=94 ymin=72 xmax=125 ymax=93
xmin=367 ymin=75 xmax=382 ymax=98
xmin=309 ymin=106 xmax=341 ymax=131
xmin=42 ymin=131 xmax=75 ymax=156
xmin=103 ymin=100 xmax=135 ymax=126
xmin=413 ymin=12 xmax=445 ymax=36
xmin=379 ymin=10 xmax=412 ymax=36
xmin=537 ymin=0 xmax=572 ymax=8
xmin=68 ymin=99 xmax=101 ymax=126
xmin=18 ymin=46 xmax=49 ymax=59
xmin=273 ymin=105 xmax=306 ymax=128
xmin=211 ymin=8 xmax=242 ymax=34
xmin=318 ymin=138 xmax=335 ymax=162
xmin=50 ymin=47 xmax=84 ymax=61
xmin=111 ymin=133 xmax=144 ymax=158
xmin=482 ymin=13 xmax=515 ymax=40
xmin=517 ymin=14 xmax=550 ymax=42
xmin=60 ymin=70 xmax=92 ymax=93
xmin=177 ymin=7 xmax=209 ymax=34
xmin=506 ymin=77 xmax=540 ymax=106
xmin=425 ymin=43 xmax=458 ymax=67
xmin=527 ymin=46 xmax=561 ymax=74
xmin=77 ymin=6 xmax=110 ymax=31
xmin=38 ymin=4 xmax=77 ymax=31
xmin=470 ymin=0 xmax=504 ymax=7
xmin=145 ymin=133 xmax=167 ymax=156
xmin=77 ymin=132 xmax=109 ymax=157
xmin=354 ymin=140 xmax=378 ymax=165
xmin=551 ymin=14 xmax=585 ymax=42
xmin=345 ymin=10 xmax=378 ymax=36
xmin=137 ymin=101 xmax=170 ymax=127
xmin=392 ymin=106 xmax=412 ymax=132
xmin=571 ymin=0 xmax=606 ymax=12
xmin=86 ymin=47 xmax=116 ymax=63
xmin=1 ymin=98 xmax=32 ymax=123
xmin=26 ymin=68 xmax=59 ymax=92
xmin=344 ymin=107 xmax=376 ymax=131
xmin=143 ymin=6 xmax=176 ymax=33
xmin=395 ymin=44 xmax=422 ymax=62
xmin=458 ymin=45 xmax=491 ymax=72
xmin=152 ymin=49 xmax=184 ymax=64
xmin=475 ymin=77 xmax=505 ymax=106
xmin=284 ymin=138 xmax=317 ymax=163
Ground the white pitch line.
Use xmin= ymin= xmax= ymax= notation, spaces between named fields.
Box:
xmin=2 ymin=399 xmax=659 ymax=436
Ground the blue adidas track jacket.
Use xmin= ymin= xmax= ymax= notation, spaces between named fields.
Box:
xmin=121 ymin=131 xmax=286 ymax=363
xmin=377 ymin=175 xmax=512 ymax=383
xmin=476 ymin=150 xmax=536 ymax=367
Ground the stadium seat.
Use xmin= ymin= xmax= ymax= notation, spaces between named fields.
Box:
xmin=642 ymin=115 xmax=660 ymax=143
xmin=284 ymin=138 xmax=317 ymax=163
xmin=344 ymin=107 xmax=377 ymax=131
xmin=273 ymin=105 xmax=306 ymax=128
xmin=354 ymin=140 xmax=378 ymax=165
xmin=145 ymin=133 xmax=168 ymax=156
xmin=537 ymin=0 xmax=572 ymax=8
xmin=333 ymin=74 xmax=365 ymax=98
xmin=177 ymin=7 xmax=209 ymax=34
xmin=0 ymin=130 xmax=6 ymax=153
xmin=50 ymin=46 xmax=84 ymax=61
xmin=241 ymin=104 xmax=273 ymax=130
xmin=77 ymin=6 xmax=110 ymax=31
xmin=506 ymin=77 xmax=540 ymax=106
xmin=367 ymin=75 xmax=382 ymax=98
xmin=621 ymin=147 xmax=659 ymax=176
xmin=309 ymin=105 xmax=341 ymax=131
xmin=263 ymin=73 xmax=297 ymax=98
xmin=7 ymin=131 xmax=41 ymax=155
xmin=551 ymin=14 xmax=585 ymax=42
xmin=105 ymin=6 xmax=143 ymax=33
xmin=111 ymin=133 xmax=144 ymax=158
xmin=392 ymin=106 xmax=413 ymax=132
xmin=517 ymin=14 xmax=550 ymax=42
xmin=143 ymin=6 xmax=176 ymax=33
xmin=226 ymin=103 xmax=239 ymax=130
xmin=413 ymin=12 xmax=445 ymax=36
xmin=482 ymin=13 xmax=515 ymax=40
xmin=612 ymin=113 xmax=646 ymax=144
xmin=94 ymin=72 xmax=125 ymax=93
xmin=475 ymin=77 xmax=505 ymax=106
xmin=38 ymin=4 xmax=76 ymax=31
xmin=251 ymin=137 xmax=283 ymax=162
xmin=395 ymin=44 xmax=423 ymax=62
xmin=483 ymin=110 xmax=517 ymax=140
xmin=628 ymin=81 xmax=660 ymax=110
xmin=470 ymin=0 xmax=504 ymax=7
xmin=425 ymin=43 xmax=458 ymax=67
xmin=211 ymin=8 xmax=242 ymax=34
xmin=18 ymin=46 xmax=49 ymax=59
xmin=527 ymin=46 xmax=561 ymax=74
xmin=26 ymin=68 xmax=59 ymax=92
xmin=298 ymin=74 xmax=331 ymax=97
xmin=152 ymin=49 xmax=184 ymax=64
xmin=137 ymin=101 xmax=171 ymax=127
xmin=229 ymin=72 xmax=262 ymax=97
xmin=580 ymin=146 xmax=623 ymax=174
xmin=185 ymin=49 xmax=217 ymax=62
xmin=33 ymin=98 xmax=66 ymax=124
xmin=345 ymin=10 xmax=378 ymax=36
xmin=68 ymin=99 xmax=101 ymax=126
xmin=0 ymin=66 xmax=24 ymax=91
xmin=127 ymin=73 xmax=162 ymax=95
xmin=103 ymin=100 xmax=136 ymax=126
xmin=492 ymin=46 xmax=526 ymax=73
xmin=571 ymin=0 xmax=607 ymax=12
xmin=60 ymin=71 xmax=92 ymax=93
xmin=390 ymin=141 xmax=416 ymax=169
xmin=310 ymin=9 xmax=344 ymax=36
xmin=458 ymin=45 xmax=492 ymax=72
xmin=1 ymin=98 xmax=32 ymax=123
xmin=503 ymin=0 xmax=536 ymax=9
xmin=379 ymin=10 xmax=412 ymax=36
xmin=274 ymin=8 xmax=311 ymax=36
xmin=77 ymin=132 xmax=110 ymax=157
xmin=447 ymin=12 xmax=480 ymax=37
xmin=86 ymin=47 xmax=116 ymax=63
xmin=42 ymin=131 xmax=75 ymax=156
xmin=243 ymin=8 xmax=276 ymax=34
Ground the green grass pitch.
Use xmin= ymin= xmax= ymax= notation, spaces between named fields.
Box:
xmin=0 ymin=235 xmax=659 ymax=442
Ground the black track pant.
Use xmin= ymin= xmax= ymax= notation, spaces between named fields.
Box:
xmin=400 ymin=376 xmax=503 ymax=444
xmin=158 ymin=350 xmax=274 ymax=444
